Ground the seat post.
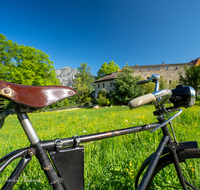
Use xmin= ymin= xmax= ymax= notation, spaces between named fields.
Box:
xmin=17 ymin=113 xmax=40 ymax=145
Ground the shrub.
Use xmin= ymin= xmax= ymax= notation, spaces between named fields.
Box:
xmin=97 ymin=94 xmax=110 ymax=107
xmin=84 ymin=97 xmax=92 ymax=104
xmin=50 ymin=99 xmax=70 ymax=108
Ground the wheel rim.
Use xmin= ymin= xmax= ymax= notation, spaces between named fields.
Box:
xmin=148 ymin=157 xmax=200 ymax=189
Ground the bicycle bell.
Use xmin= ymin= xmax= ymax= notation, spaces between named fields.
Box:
xmin=151 ymin=74 xmax=160 ymax=81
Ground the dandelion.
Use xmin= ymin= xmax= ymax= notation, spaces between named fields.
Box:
xmin=191 ymin=168 xmax=194 ymax=172
xmin=125 ymin=120 xmax=128 ymax=122
xmin=83 ymin=130 xmax=87 ymax=133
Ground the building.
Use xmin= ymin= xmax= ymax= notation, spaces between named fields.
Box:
xmin=93 ymin=58 xmax=200 ymax=99
xmin=129 ymin=58 xmax=200 ymax=83
xmin=93 ymin=72 xmax=118 ymax=99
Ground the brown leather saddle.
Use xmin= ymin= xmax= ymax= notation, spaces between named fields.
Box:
xmin=0 ymin=80 xmax=77 ymax=108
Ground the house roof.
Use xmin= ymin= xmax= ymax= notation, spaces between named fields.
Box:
xmin=190 ymin=58 xmax=200 ymax=66
xmin=94 ymin=72 xmax=119 ymax=83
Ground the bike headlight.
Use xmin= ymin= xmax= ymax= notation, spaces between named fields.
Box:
xmin=169 ymin=85 xmax=196 ymax=108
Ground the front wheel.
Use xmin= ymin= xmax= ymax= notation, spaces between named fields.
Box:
xmin=146 ymin=148 xmax=200 ymax=189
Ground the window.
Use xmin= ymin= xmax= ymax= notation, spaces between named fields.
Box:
xmin=138 ymin=68 xmax=141 ymax=71
xmin=148 ymin=67 xmax=150 ymax=71
xmin=110 ymin=82 xmax=113 ymax=87
xmin=98 ymin=84 xmax=100 ymax=89
xmin=157 ymin=67 xmax=159 ymax=70
xmin=169 ymin=80 xmax=171 ymax=83
xmin=103 ymin=83 xmax=105 ymax=88
xmin=166 ymin=67 xmax=168 ymax=70
xmin=175 ymin=66 xmax=178 ymax=70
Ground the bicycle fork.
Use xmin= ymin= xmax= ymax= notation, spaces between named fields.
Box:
xmin=163 ymin=125 xmax=188 ymax=190
xmin=167 ymin=142 xmax=197 ymax=190
xmin=137 ymin=134 xmax=169 ymax=190
xmin=137 ymin=124 xmax=191 ymax=190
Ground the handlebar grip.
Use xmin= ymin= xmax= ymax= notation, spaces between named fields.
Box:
xmin=136 ymin=80 xmax=148 ymax=85
xmin=128 ymin=93 xmax=156 ymax=110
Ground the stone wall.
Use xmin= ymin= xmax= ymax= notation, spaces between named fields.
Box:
xmin=126 ymin=62 xmax=193 ymax=82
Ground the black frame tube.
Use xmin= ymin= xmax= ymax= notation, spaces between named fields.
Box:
xmin=137 ymin=135 xmax=169 ymax=190
xmin=170 ymin=144 xmax=188 ymax=189
xmin=76 ymin=123 xmax=159 ymax=144
xmin=0 ymin=148 xmax=27 ymax=165
xmin=41 ymin=123 xmax=159 ymax=150
xmin=0 ymin=149 xmax=28 ymax=173
xmin=161 ymin=120 xmax=188 ymax=189
xmin=2 ymin=156 xmax=31 ymax=190
xmin=31 ymin=141 xmax=65 ymax=190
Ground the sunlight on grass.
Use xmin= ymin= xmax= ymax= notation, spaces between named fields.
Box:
xmin=0 ymin=104 xmax=199 ymax=189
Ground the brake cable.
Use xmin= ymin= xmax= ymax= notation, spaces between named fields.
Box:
xmin=151 ymin=108 xmax=182 ymax=133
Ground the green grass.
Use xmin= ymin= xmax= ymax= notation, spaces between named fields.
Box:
xmin=0 ymin=104 xmax=200 ymax=189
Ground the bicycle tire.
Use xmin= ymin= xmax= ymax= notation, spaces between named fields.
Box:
xmin=145 ymin=148 xmax=200 ymax=189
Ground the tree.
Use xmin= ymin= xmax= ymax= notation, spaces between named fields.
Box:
xmin=169 ymin=79 xmax=179 ymax=90
xmin=179 ymin=65 xmax=200 ymax=97
xmin=0 ymin=34 xmax=59 ymax=86
xmin=141 ymin=82 xmax=155 ymax=94
xmin=159 ymin=75 xmax=168 ymax=90
xmin=73 ymin=63 xmax=94 ymax=103
xmin=113 ymin=64 xmax=144 ymax=104
xmin=97 ymin=60 xmax=119 ymax=79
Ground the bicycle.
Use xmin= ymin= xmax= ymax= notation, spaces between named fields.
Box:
xmin=0 ymin=73 xmax=199 ymax=190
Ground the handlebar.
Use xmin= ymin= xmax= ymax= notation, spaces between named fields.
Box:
xmin=128 ymin=94 xmax=156 ymax=110
xmin=128 ymin=89 xmax=172 ymax=110
xmin=136 ymin=79 xmax=153 ymax=85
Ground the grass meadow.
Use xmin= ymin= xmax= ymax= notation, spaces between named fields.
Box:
xmin=0 ymin=102 xmax=200 ymax=189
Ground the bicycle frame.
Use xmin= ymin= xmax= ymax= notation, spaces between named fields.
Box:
xmin=0 ymin=74 xmax=197 ymax=190
xmin=7 ymin=112 xmax=160 ymax=190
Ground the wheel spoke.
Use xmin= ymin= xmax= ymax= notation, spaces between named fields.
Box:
xmin=138 ymin=149 xmax=200 ymax=190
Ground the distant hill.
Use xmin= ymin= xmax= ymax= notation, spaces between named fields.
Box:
xmin=55 ymin=66 xmax=78 ymax=87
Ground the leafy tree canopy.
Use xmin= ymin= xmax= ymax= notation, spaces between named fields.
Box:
xmin=179 ymin=65 xmax=200 ymax=97
xmin=97 ymin=60 xmax=119 ymax=79
xmin=0 ymin=34 xmax=59 ymax=86
xmin=113 ymin=64 xmax=144 ymax=104
xmin=73 ymin=63 xmax=94 ymax=103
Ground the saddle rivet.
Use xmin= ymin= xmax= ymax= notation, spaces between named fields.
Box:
xmin=4 ymin=89 xmax=10 ymax=94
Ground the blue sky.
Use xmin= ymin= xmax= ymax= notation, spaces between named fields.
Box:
xmin=1 ymin=0 xmax=200 ymax=76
